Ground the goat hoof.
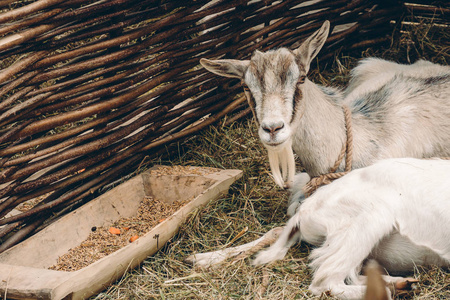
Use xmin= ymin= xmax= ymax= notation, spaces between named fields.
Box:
xmin=394 ymin=278 xmax=419 ymax=290
xmin=184 ymin=254 xmax=196 ymax=265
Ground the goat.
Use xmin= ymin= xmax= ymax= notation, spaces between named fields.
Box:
xmin=200 ymin=21 xmax=450 ymax=213
xmin=250 ymin=158 xmax=450 ymax=299
xmin=187 ymin=158 xmax=450 ymax=299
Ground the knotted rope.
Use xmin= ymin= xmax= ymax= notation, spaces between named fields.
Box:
xmin=303 ymin=105 xmax=353 ymax=196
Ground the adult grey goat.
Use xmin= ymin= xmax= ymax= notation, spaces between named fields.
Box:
xmin=200 ymin=20 xmax=450 ymax=212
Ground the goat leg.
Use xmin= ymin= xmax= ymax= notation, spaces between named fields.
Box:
xmin=186 ymin=227 xmax=283 ymax=268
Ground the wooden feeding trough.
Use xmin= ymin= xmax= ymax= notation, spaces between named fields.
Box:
xmin=0 ymin=166 xmax=242 ymax=300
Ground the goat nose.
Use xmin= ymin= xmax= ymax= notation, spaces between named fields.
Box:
xmin=262 ymin=122 xmax=285 ymax=134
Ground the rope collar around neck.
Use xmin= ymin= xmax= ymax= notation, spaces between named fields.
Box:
xmin=303 ymin=105 xmax=353 ymax=196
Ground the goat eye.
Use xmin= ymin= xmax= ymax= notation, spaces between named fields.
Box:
xmin=298 ymin=76 xmax=306 ymax=84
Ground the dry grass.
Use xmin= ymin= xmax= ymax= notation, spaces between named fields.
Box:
xmin=90 ymin=23 xmax=449 ymax=300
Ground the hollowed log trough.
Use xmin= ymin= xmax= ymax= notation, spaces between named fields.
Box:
xmin=0 ymin=166 xmax=242 ymax=300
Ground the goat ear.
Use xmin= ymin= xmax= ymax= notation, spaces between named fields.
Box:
xmin=200 ymin=58 xmax=250 ymax=79
xmin=293 ymin=20 xmax=330 ymax=73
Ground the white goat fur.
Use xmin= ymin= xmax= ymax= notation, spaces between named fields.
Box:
xmin=188 ymin=158 xmax=450 ymax=299
xmin=200 ymin=21 xmax=450 ymax=192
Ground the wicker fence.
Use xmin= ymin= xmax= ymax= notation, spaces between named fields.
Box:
xmin=0 ymin=0 xmax=445 ymax=251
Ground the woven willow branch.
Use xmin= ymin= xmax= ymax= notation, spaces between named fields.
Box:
xmin=0 ymin=0 xmax=403 ymax=251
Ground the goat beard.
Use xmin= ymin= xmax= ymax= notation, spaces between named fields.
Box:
xmin=266 ymin=139 xmax=295 ymax=188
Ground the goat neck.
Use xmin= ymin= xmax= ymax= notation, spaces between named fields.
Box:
xmin=292 ymin=79 xmax=346 ymax=177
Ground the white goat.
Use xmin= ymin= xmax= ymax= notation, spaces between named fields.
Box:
xmin=200 ymin=21 xmax=450 ymax=203
xmin=188 ymin=158 xmax=450 ymax=299
xmin=253 ymin=158 xmax=450 ymax=299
